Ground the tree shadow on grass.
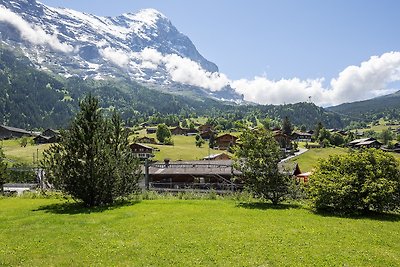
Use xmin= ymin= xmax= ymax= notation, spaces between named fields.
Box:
xmin=237 ymin=202 xmax=302 ymax=210
xmin=33 ymin=199 xmax=141 ymax=215
xmin=311 ymin=209 xmax=400 ymax=222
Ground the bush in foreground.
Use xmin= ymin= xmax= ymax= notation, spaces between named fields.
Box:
xmin=308 ymin=149 xmax=400 ymax=214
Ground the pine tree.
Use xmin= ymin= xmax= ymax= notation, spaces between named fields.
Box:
xmin=42 ymin=94 xmax=141 ymax=207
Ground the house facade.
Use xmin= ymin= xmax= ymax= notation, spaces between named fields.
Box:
xmin=292 ymin=132 xmax=312 ymax=142
xmin=130 ymin=143 xmax=154 ymax=159
xmin=215 ymin=134 xmax=238 ymax=150
xmin=137 ymin=136 xmax=157 ymax=144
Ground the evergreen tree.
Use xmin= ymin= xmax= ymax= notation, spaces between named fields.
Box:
xmin=282 ymin=116 xmax=293 ymax=136
xmin=234 ymin=128 xmax=292 ymax=205
xmin=42 ymin=95 xmax=141 ymax=207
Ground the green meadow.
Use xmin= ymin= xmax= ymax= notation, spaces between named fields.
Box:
xmin=0 ymin=197 xmax=399 ymax=266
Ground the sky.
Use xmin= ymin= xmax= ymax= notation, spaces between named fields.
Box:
xmin=36 ymin=1 xmax=400 ymax=106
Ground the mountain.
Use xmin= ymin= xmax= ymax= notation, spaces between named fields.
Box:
xmin=0 ymin=46 xmax=236 ymax=128
xmin=0 ymin=0 xmax=241 ymax=101
xmin=327 ymin=90 xmax=400 ymax=121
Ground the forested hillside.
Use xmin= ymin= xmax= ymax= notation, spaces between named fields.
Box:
xmin=327 ymin=91 xmax=400 ymax=122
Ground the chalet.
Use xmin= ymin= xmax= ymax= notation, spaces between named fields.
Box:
xmin=33 ymin=135 xmax=57 ymax=145
xmin=0 ymin=125 xmax=31 ymax=140
xmin=146 ymin=127 xmax=157 ymax=134
xmin=348 ymin=138 xmax=375 ymax=148
xmin=130 ymin=143 xmax=154 ymax=159
xmin=292 ymin=131 xmax=312 ymax=142
xmin=198 ymin=124 xmax=213 ymax=133
xmin=215 ymin=133 xmax=238 ymax=150
xmin=356 ymin=140 xmax=382 ymax=149
xmin=202 ymin=153 xmax=231 ymax=161
xmin=349 ymin=138 xmax=382 ymax=149
xmin=171 ymin=126 xmax=188 ymax=135
xmin=278 ymin=162 xmax=310 ymax=183
xmin=200 ymin=130 xmax=216 ymax=140
xmin=42 ymin=129 xmax=60 ymax=138
xmin=146 ymin=160 xmax=242 ymax=191
xmin=137 ymin=136 xmax=157 ymax=144
xmin=273 ymin=130 xmax=292 ymax=150
xmin=33 ymin=128 xmax=60 ymax=144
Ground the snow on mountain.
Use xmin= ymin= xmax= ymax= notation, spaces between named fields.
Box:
xmin=0 ymin=0 xmax=242 ymax=101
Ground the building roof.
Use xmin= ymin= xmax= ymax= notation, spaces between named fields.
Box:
xmin=202 ymin=153 xmax=230 ymax=160
xmin=292 ymin=132 xmax=312 ymax=136
xmin=148 ymin=160 xmax=240 ymax=176
xmin=349 ymin=138 xmax=374 ymax=145
xmin=355 ymin=140 xmax=381 ymax=146
xmin=0 ymin=125 xmax=31 ymax=134
xmin=215 ymin=133 xmax=238 ymax=140
xmin=130 ymin=143 xmax=154 ymax=150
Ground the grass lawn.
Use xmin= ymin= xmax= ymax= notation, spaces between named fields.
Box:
xmin=1 ymin=139 xmax=51 ymax=166
xmin=289 ymin=147 xmax=348 ymax=172
xmin=0 ymin=198 xmax=399 ymax=266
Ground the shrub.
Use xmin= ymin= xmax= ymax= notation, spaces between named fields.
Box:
xmin=308 ymin=149 xmax=400 ymax=214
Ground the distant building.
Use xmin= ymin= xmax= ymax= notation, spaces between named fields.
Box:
xmin=33 ymin=135 xmax=58 ymax=145
xmin=203 ymin=153 xmax=231 ymax=161
xmin=42 ymin=129 xmax=60 ymax=138
xmin=348 ymin=138 xmax=382 ymax=149
xmin=198 ymin=124 xmax=213 ymax=133
xmin=130 ymin=143 xmax=154 ymax=159
xmin=215 ymin=133 xmax=238 ymax=150
xmin=34 ymin=128 xmax=60 ymax=144
xmin=200 ymin=130 xmax=216 ymax=140
xmin=273 ymin=130 xmax=292 ymax=150
xmin=292 ymin=132 xmax=312 ymax=142
xmin=137 ymin=136 xmax=157 ymax=144
xmin=0 ymin=125 xmax=32 ymax=140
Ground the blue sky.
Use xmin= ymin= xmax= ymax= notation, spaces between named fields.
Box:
xmin=37 ymin=1 xmax=400 ymax=105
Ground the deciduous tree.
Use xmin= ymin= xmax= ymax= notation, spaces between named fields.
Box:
xmin=234 ymin=128 xmax=291 ymax=205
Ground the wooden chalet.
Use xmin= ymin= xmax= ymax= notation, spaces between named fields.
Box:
xmin=33 ymin=135 xmax=57 ymax=145
xmin=171 ymin=126 xmax=189 ymax=135
xmin=0 ymin=125 xmax=32 ymax=140
xmin=200 ymin=130 xmax=216 ymax=140
xmin=137 ymin=136 xmax=157 ymax=144
xmin=292 ymin=131 xmax=312 ymax=142
xmin=215 ymin=133 xmax=238 ymax=150
xmin=348 ymin=137 xmax=382 ymax=149
xmin=198 ymin=124 xmax=213 ymax=133
xmin=146 ymin=160 xmax=242 ymax=191
xmin=202 ymin=153 xmax=231 ymax=161
xmin=130 ymin=143 xmax=154 ymax=159
xmin=273 ymin=130 xmax=292 ymax=150
xmin=42 ymin=129 xmax=60 ymax=138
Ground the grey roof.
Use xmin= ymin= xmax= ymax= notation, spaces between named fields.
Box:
xmin=349 ymin=138 xmax=374 ymax=145
xmin=203 ymin=153 xmax=227 ymax=160
xmin=148 ymin=160 xmax=240 ymax=176
xmin=355 ymin=140 xmax=381 ymax=146
xmin=0 ymin=125 xmax=31 ymax=134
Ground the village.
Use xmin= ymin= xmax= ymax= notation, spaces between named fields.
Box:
xmin=1 ymin=118 xmax=400 ymax=195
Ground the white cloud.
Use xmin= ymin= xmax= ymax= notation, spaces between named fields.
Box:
xmin=132 ymin=48 xmax=400 ymax=105
xmin=0 ymin=7 xmax=73 ymax=53
xmin=134 ymin=48 xmax=230 ymax=91
xmin=99 ymin=47 xmax=130 ymax=68
xmin=231 ymin=52 xmax=400 ymax=106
